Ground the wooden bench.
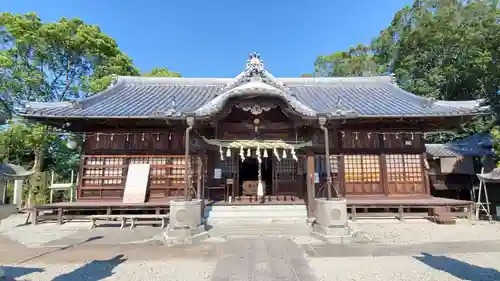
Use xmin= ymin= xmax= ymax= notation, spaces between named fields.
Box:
xmin=88 ymin=214 xmax=170 ymax=229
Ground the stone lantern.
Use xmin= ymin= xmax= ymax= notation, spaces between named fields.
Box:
xmin=0 ymin=163 xmax=33 ymax=278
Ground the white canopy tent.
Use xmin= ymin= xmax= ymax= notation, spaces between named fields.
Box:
xmin=475 ymin=168 xmax=500 ymax=222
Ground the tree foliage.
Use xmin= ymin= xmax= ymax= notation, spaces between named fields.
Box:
xmin=314 ymin=0 xmax=500 ymax=145
xmin=314 ymin=44 xmax=387 ymax=77
xmin=0 ymin=12 xmax=140 ymax=116
xmin=0 ymin=12 xmax=140 ymax=204
xmin=372 ymin=0 xmax=500 ymax=143
xmin=143 ymin=67 xmax=181 ymax=77
xmin=372 ymin=0 xmax=500 ymax=101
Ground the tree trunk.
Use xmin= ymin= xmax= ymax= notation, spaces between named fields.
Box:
xmin=27 ymin=123 xmax=47 ymax=207
xmin=27 ymin=149 xmax=44 ymax=207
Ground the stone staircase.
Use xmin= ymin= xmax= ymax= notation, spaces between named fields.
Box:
xmin=203 ymin=204 xmax=308 ymax=225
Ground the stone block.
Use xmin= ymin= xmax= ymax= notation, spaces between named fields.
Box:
xmin=314 ymin=198 xmax=348 ymax=227
xmin=164 ymin=200 xmax=208 ymax=246
xmin=311 ymin=198 xmax=351 ymax=244
xmin=0 ymin=204 xmax=17 ymax=279
xmin=0 ymin=204 xmax=17 ymax=221
xmin=169 ymin=199 xmax=202 ymax=229
xmin=311 ymin=224 xmax=352 ymax=244
xmin=164 ymin=225 xmax=209 ymax=246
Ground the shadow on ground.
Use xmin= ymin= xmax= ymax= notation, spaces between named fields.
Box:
xmin=51 ymin=254 xmax=127 ymax=281
xmin=2 ymin=266 xmax=44 ymax=280
xmin=415 ymin=252 xmax=500 ymax=281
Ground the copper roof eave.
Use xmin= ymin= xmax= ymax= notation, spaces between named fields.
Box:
xmin=18 ymin=110 xmax=485 ymax=121
xmin=190 ymin=83 xmax=318 ymax=119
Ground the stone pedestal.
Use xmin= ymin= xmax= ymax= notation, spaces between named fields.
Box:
xmin=0 ymin=204 xmax=17 ymax=278
xmin=0 ymin=204 xmax=17 ymax=221
xmin=164 ymin=199 xmax=209 ymax=246
xmin=311 ymin=198 xmax=352 ymax=243
xmin=13 ymin=179 xmax=24 ymax=209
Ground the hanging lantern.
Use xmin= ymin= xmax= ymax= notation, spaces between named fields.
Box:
xmin=246 ymin=148 xmax=251 ymax=157
xmin=219 ymin=146 xmax=224 ymax=160
xmin=66 ymin=139 xmax=78 ymax=150
xmin=282 ymin=148 xmax=287 ymax=159
xmin=226 ymin=148 xmax=231 ymax=157
xmin=263 ymin=149 xmax=268 ymax=158
xmin=240 ymin=146 xmax=245 ymax=162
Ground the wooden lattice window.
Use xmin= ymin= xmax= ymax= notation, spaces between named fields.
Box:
xmin=82 ymin=157 xmax=125 ymax=186
xmin=221 ymin=157 xmax=238 ymax=179
xmin=149 ymin=157 xmax=168 ymax=185
xmin=103 ymin=158 xmax=125 ymax=185
xmin=344 ymin=155 xmax=380 ymax=183
xmin=386 ymin=154 xmax=422 ymax=182
xmin=83 ymin=157 xmax=104 ymax=186
xmin=315 ymin=155 xmax=339 ymax=174
xmin=82 ymin=155 xmax=189 ymax=188
xmin=129 ymin=156 xmax=186 ymax=185
xmin=275 ymin=158 xmax=298 ymax=180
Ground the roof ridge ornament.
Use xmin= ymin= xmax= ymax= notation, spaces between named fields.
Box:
xmin=246 ymin=52 xmax=265 ymax=75
xmin=221 ymin=52 xmax=289 ymax=92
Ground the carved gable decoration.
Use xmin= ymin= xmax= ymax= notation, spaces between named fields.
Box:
xmin=192 ymin=53 xmax=317 ymax=118
xmin=234 ymin=103 xmax=277 ymax=115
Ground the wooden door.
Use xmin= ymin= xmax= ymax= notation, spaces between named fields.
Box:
xmin=385 ymin=154 xmax=426 ymax=194
xmin=343 ymin=154 xmax=384 ymax=195
xmin=273 ymin=156 xmax=304 ymax=197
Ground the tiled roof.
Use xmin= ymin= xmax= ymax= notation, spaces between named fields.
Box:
xmin=425 ymin=134 xmax=494 ymax=157
xmin=20 ymin=54 xmax=488 ymax=120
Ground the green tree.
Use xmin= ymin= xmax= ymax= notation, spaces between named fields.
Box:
xmin=143 ymin=67 xmax=181 ymax=77
xmin=0 ymin=12 xmax=139 ymax=204
xmin=0 ymin=12 xmax=140 ymax=114
xmin=372 ymin=0 xmax=500 ymax=101
xmin=369 ymin=0 xmax=500 ymax=143
xmin=314 ymin=44 xmax=386 ymax=77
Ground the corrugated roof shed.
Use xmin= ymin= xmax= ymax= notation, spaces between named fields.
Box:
xmin=426 ymin=134 xmax=494 ymax=157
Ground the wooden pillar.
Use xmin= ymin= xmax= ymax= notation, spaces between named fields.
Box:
xmin=306 ymin=152 xmax=315 ymax=218
xmin=380 ymin=154 xmax=389 ymax=196
xmin=77 ymin=154 xmax=85 ymax=201
xmin=196 ymin=155 xmax=203 ymax=199
xmin=421 ymin=152 xmax=431 ymax=195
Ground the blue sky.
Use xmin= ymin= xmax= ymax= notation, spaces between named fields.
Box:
xmin=3 ymin=0 xmax=412 ymax=77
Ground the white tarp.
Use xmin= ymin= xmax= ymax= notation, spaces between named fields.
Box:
xmin=477 ymin=168 xmax=500 ymax=183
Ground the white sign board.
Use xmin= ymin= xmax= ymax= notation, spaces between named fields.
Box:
xmin=314 ymin=173 xmax=320 ymax=184
xmin=214 ymin=168 xmax=222 ymax=179
xmin=123 ymin=163 xmax=151 ymax=203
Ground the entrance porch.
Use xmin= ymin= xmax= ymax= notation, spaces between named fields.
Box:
xmin=205 ymin=152 xmax=306 ymax=204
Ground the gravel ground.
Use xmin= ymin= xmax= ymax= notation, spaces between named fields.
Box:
xmin=350 ymin=219 xmax=500 ymax=245
xmin=5 ymin=251 xmax=500 ymax=281
xmin=309 ymin=252 xmax=500 ymax=281
xmin=0 ymin=225 xmax=79 ymax=248
xmin=2 ymin=260 xmax=216 ymax=281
